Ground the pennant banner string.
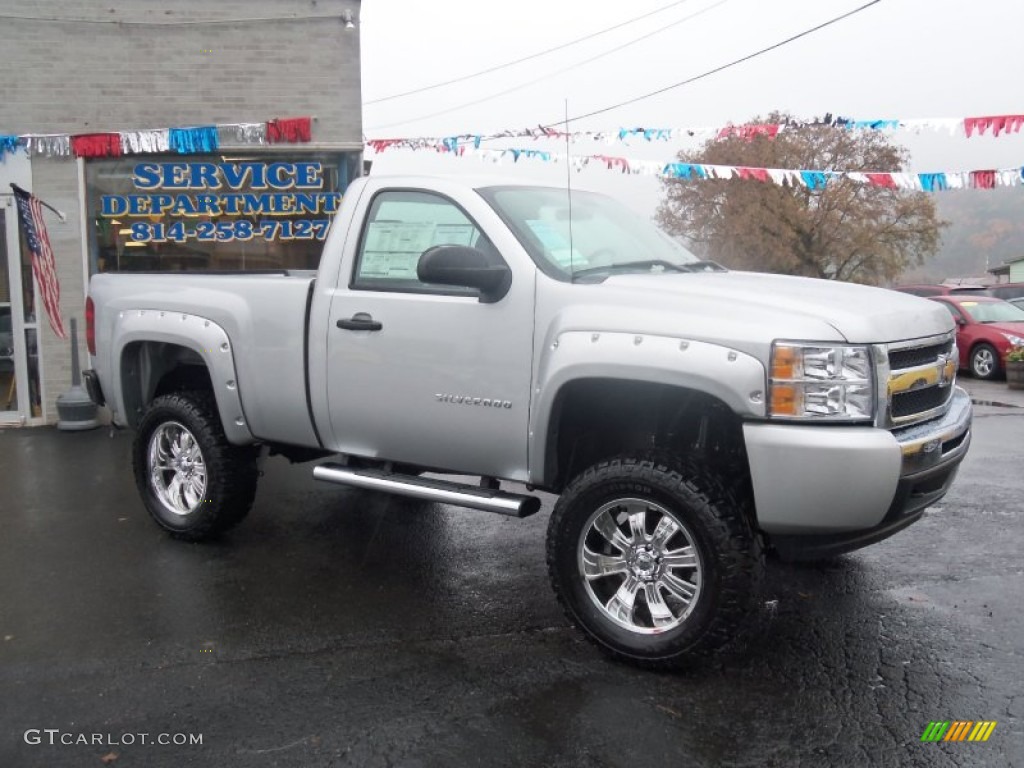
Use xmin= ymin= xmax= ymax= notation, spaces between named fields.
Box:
xmin=365 ymin=112 xmax=1024 ymax=152
xmin=412 ymin=144 xmax=1024 ymax=192
xmin=0 ymin=116 xmax=314 ymax=159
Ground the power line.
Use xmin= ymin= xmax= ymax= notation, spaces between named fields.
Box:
xmin=541 ymin=0 xmax=883 ymax=129
xmin=366 ymin=0 xmax=728 ymax=131
xmin=364 ymin=0 xmax=698 ymax=106
xmin=0 ymin=12 xmax=347 ymax=25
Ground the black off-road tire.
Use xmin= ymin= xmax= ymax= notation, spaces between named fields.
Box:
xmin=132 ymin=391 xmax=259 ymax=541
xmin=546 ymin=455 xmax=763 ymax=669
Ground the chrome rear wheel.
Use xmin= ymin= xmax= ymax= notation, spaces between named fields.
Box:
xmin=133 ymin=391 xmax=258 ymax=541
xmin=148 ymin=421 xmax=208 ymax=516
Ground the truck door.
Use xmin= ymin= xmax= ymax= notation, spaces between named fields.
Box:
xmin=324 ymin=188 xmax=535 ymax=481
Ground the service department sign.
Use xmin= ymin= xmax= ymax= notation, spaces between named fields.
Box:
xmin=101 ymin=161 xmax=342 ymax=243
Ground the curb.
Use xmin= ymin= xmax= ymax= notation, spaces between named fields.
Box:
xmin=970 ymin=398 xmax=1024 ymax=409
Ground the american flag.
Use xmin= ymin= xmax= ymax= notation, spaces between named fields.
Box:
xmin=12 ymin=184 xmax=66 ymax=340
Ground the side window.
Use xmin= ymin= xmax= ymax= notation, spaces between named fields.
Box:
xmin=940 ymin=302 xmax=964 ymax=322
xmin=353 ymin=190 xmax=496 ymax=294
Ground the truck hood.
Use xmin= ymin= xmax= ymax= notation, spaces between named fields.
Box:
xmin=596 ymin=271 xmax=954 ymax=345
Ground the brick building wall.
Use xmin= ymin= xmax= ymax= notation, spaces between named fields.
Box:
xmin=0 ymin=0 xmax=362 ymax=423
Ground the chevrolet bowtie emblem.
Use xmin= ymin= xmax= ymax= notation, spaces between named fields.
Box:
xmin=937 ymin=354 xmax=955 ymax=387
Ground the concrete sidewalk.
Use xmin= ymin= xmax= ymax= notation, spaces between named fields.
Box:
xmin=958 ymin=376 xmax=1024 ymax=409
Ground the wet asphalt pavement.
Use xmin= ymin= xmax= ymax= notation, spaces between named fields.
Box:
xmin=1 ymin=406 xmax=1022 ymax=767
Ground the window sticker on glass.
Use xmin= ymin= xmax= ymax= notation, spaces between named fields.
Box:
xmin=525 ymin=219 xmax=583 ymax=268
xmin=361 ymin=221 xmax=438 ymax=278
xmin=431 ymin=224 xmax=476 ymax=247
xmin=364 ymin=221 xmax=435 ymax=255
xmin=961 ymin=302 xmax=978 ymax=307
xmin=360 ymin=221 xmax=480 ymax=280
xmin=360 ymin=251 xmax=418 ymax=279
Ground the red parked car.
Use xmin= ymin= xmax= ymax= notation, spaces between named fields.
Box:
xmin=930 ymin=296 xmax=1024 ymax=379
xmin=892 ymin=284 xmax=983 ymax=297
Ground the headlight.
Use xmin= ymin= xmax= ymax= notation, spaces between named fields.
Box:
xmin=769 ymin=342 xmax=874 ymax=421
xmin=1002 ymin=333 xmax=1024 ymax=346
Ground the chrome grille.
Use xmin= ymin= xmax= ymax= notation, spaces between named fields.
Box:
xmin=884 ymin=334 xmax=957 ymax=427
xmin=888 ymin=339 xmax=953 ymax=370
xmin=891 ymin=385 xmax=951 ymax=418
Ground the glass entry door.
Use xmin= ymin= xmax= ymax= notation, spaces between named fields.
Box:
xmin=0 ymin=202 xmax=41 ymax=424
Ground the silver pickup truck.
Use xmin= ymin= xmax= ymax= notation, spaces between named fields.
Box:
xmin=85 ymin=174 xmax=972 ymax=668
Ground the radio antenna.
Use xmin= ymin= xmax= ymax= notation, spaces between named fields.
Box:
xmin=565 ymin=98 xmax=575 ymax=278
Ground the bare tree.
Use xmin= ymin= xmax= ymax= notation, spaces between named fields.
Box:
xmin=657 ymin=114 xmax=944 ymax=284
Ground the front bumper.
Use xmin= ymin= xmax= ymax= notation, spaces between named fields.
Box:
xmin=744 ymin=387 xmax=972 ymax=559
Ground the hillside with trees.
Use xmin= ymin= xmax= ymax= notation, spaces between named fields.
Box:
xmin=900 ymin=188 xmax=1024 ymax=282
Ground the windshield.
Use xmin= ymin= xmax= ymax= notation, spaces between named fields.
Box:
xmin=959 ymin=300 xmax=1024 ymax=323
xmin=477 ymin=186 xmax=701 ymax=281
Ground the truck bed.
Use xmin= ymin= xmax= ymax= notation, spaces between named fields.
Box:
xmin=89 ymin=271 xmax=319 ymax=446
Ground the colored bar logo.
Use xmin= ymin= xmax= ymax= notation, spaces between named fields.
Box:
xmin=921 ymin=721 xmax=997 ymax=742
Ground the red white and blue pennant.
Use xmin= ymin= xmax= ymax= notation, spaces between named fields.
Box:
xmin=366 ymin=112 xmax=1024 ymax=153
xmin=0 ymin=117 xmax=313 ymax=161
xmin=416 ymin=145 xmax=1024 ymax=192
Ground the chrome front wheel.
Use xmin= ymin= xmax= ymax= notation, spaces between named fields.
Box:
xmin=579 ymin=498 xmax=703 ymax=634
xmin=546 ymin=456 xmax=762 ymax=669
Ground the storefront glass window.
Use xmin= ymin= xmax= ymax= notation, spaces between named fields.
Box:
xmin=0 ymin=212 xmax=15 ymax=413
xmin=85 ymin=152 xmax=360 ymax=273
xmin=1 ymin=208 xmax=41 ymax=418
xmin=18 ymin=221 xmax=41 ymax=417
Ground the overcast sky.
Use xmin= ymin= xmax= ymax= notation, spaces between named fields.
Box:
xmin=359 ymin=0 xmax=1024 ymax=216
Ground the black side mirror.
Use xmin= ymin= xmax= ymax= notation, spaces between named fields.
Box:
xmin=417 ymin=245 xmax=512 ymax=303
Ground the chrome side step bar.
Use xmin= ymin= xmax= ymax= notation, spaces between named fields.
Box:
xmin=312 ymin=463 xmax=541 ymax=518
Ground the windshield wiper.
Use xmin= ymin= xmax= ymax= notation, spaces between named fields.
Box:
xmin=571 ymin=259 xmax=690 ymax=281
xmin=688 ymin=259 xmax=727 ymax=272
